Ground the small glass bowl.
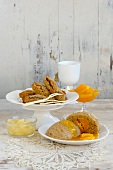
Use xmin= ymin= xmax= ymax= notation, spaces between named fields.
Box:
xmin=6 ymin=116 xmax=37 ymax=137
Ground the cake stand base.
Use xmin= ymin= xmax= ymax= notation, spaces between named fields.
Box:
xmin=33 ymin=110 xmax=59 ymax=129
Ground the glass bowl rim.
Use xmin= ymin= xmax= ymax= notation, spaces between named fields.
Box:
xmin=6 ymin=116 xmax=37 ymax=124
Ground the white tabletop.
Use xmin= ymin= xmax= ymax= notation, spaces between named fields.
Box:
xmin=0 ymin=99 xmax=113 ymax=170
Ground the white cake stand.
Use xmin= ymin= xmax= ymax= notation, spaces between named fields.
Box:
xmin=6 ymin=90 xmax=79 ymax=129
xmin=22 ymin=104 xmax=64 ymax=129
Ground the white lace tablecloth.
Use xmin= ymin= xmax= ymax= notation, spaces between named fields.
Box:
xmin=4 ymin=131 xmax=107 ymax=170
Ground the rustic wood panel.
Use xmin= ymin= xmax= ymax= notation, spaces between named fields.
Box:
xmin=24 ymin=0 xmax=59 ymax=81
xmin=0 ymin=0 xmax=113 ymax=98
xmin=59 ymin=0 xmax=74 ymax=61
xmin=99 ymin=0 xmax=113 ymax=98
xmin=0 ymin=0 xmax=26 ymax=95
xmin=73 ymin=0 xmax=99 ymax=87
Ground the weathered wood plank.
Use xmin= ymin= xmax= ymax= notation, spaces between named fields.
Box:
xmin=46 ymin=0 xmax=59 ymax=79
xmin=59 ymin=0 xmax=74 ymax=61
xmin=0 ymin=0 xmax=113 ymax=99
xmin=73 ymin=0 xmax=99 ymax=87
xmin=0 ymin=0 xmax=26 ymax=96
xmin=24 ymin=0 xmax=59 ymax=82
xmin=98 ymin=0 xmax=113 ymax=98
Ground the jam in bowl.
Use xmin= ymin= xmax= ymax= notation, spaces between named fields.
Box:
xmin=6 ymin=116 xmax=37 ymax=137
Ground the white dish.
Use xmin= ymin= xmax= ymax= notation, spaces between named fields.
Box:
xmin=6 ymin=90 xmax=22 ymax=105
xmin=6 ymin=90 xmax=79 ymax=111
xmin=38 ymin=123 xmax=109 ymax=145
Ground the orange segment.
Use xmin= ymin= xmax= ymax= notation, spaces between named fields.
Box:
xmin=74 ymin=84 xmax=88 ymax=92
xmin=69 ymin=84 xmax=90 ymax=94
xmin=83 ymin=88 xmax=94 ymax=94
xmin=73 ymin=118 xmax=89 ymax=133
xmin=78 ymin=118 xmax=89 ymax=131
xmin=77 ymin=90 xmax=99 ymax=102
xmin=69 ymin=84 xmax=99 ymax=103
xmin=78 ymin=133 xmax=95 ymax=140
xmin=93 ymin=133 xmax=99 ymax=139
xmin=71 ymin=133 xmax=98 ymax=140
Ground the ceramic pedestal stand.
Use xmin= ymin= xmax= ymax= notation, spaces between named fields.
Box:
xmin=6 ymin=90 xmax=79 ymax=129
xmin=22 ymin=105 xmax=63 ymax=129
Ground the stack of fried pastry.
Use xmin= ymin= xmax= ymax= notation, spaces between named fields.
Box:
xmin=19 ymin=76 xmax=66 ymax=103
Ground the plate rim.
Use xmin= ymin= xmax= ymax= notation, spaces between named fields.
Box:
xmin=38 ymin=123 xmax=109 ymax=145
xmin=6 ymin=89 xmax=79 ymax=107
xmin=6 ymin=90 xmax=23 ymax=105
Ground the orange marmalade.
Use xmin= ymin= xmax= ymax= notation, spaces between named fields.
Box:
xmin=70 ymin=133 xmax=99 ymax=141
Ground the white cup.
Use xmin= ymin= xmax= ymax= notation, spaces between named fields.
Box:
xmin=58 ymin=61 xmax=81 ymax=86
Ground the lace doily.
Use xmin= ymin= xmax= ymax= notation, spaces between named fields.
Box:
xmin=4 ymin=131 xmax=107 ymax=170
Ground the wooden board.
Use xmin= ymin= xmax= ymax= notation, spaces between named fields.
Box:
xmin=0 ymin=0 xmax=113 ymax=99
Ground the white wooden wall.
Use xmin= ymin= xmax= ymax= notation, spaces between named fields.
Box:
xmin=0 ymin=0 xmax=113 ymax=99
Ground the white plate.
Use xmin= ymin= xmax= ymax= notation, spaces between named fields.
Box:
xmin=6 ymin=90 xmax=22 ymax=105
xmin=6 ymin=90 xmax=79 ymax=111
xmin=38 ymin=123 xmax=109 ymax=145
